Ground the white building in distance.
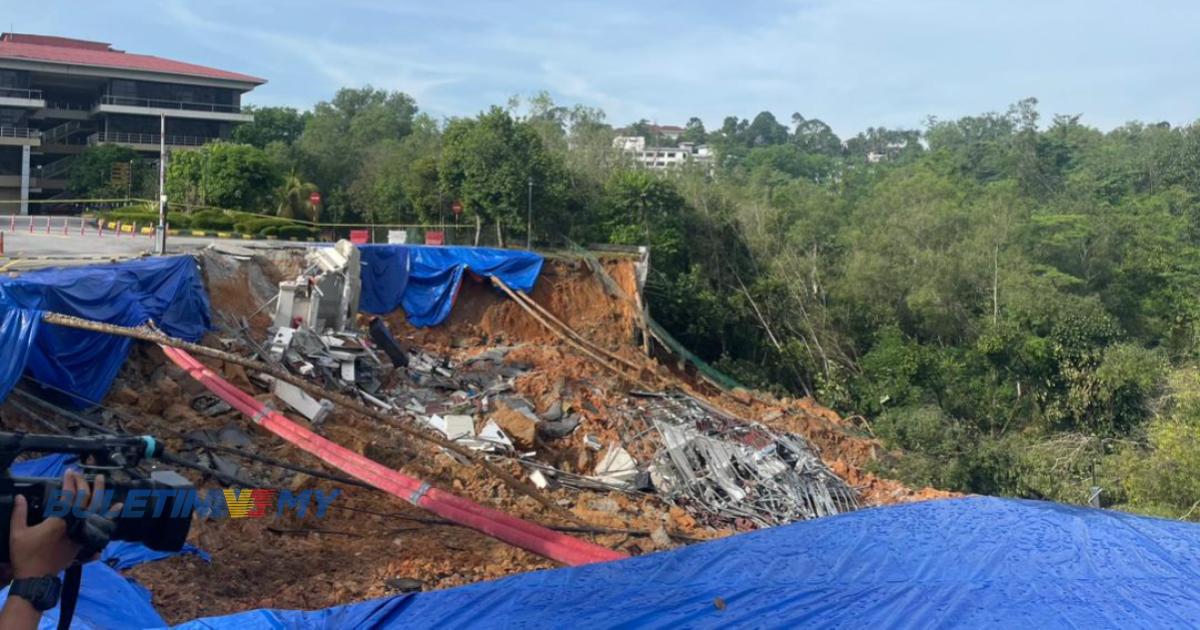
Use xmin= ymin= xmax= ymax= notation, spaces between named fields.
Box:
xmin=612 ymin=135 xmax=713 ymax=171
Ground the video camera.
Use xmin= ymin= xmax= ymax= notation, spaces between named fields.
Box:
xmin=0 ymin=431 xmax=193 ymax=562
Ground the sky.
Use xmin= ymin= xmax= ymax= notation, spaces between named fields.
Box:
xmin=6 ymin=0 xmax=1200 ymax=136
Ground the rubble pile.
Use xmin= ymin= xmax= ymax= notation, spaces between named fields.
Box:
xmin=636 ymin=393 xmax=858 ymax=526
xmin=7 ymin=244 xmax=949 ymax=622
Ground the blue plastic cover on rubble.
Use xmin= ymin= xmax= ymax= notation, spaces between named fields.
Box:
xmin=357 ymin=245 xmax=543 ymax=327
xmin=0 ymin=256 xmax=210 ymax=405
xmin=171 ymin=496 xmax=1200 ymax=629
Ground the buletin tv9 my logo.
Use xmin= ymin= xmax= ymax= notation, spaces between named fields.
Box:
xmin=42 ymin=488 xmax=342 ymax=519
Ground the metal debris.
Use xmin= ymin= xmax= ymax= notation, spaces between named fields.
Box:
xmin=642 ymin=393 xmax=857 ymax=526
xmin=274 ymin=240 xmax=362 ymax=331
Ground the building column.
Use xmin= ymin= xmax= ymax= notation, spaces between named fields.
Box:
xmin=19 ymin=145 xmax=30 ymax=216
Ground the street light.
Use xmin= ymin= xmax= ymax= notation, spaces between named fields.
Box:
xmin=156 ymin=112 xmax=166 ymax=255
xmin=526 ymin=176 xmax=533 ymax=250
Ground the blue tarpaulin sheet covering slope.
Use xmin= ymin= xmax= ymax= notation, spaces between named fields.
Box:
xmin=0 ymin=306 xmax=40 ymax=405
xmin=0 ymin=256 xmax=210 ymax=404
xmin=173 ymin=497 xmax=1200 ymax=629
xmin=357 ymin=245 xmax=543 ymax=327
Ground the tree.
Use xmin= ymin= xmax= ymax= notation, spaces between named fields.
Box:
xmin=348 ymin=114 xmax=444 ymax=225
xmin=790 ymin=114 xmax=842 ymax=157
xmin=628 ymin=119 xmax=655 ymax=144
xmin=276 ymin=169 xmax=320 ymax=221
xmin=67 ymin=145 xmax=143 ymax=198
xmin=845 ymin=126 xmax=923 ymax=162
xmin=744 ymin=111 xmax=790 ymax=147
xmin=295 ymin=87 xmax=418 ymax=222
xmin=233 ymin=106 xmax=310 ymax=148
xmin=439 ymin=106 xmax=565 ymax=245
xmin=680 ymin=117 xmax=707 ymax=144
xmin=599 ymin=170 xmax=692 ymax=274
xmin=166 ymin=142 xmax=282 ymax=211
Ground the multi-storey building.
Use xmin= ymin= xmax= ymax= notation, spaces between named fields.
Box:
xmin=612 ymin=135 xmax=713 ymax=171
xmin=0 ymin=33 xmax=265 ymax=214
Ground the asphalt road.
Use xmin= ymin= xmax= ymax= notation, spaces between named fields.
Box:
xmin=0 ymin=216 xmax=313 ymax=269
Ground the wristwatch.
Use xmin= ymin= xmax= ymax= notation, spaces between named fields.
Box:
xmin=9 ymin=576 xmax=62 ymax=611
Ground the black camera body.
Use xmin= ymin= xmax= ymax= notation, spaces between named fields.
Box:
xmin=0 ymin=432 xmax=194 ymax=561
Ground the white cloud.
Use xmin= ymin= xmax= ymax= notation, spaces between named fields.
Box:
xmin=9 ymin=0 xmax=1200 ymax=134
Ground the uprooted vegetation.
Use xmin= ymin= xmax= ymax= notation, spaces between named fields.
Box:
xmin=1 ymin=247 xmax=948 ymax=622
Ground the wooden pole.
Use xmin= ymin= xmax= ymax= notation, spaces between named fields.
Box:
xmin=489 ymin=276 xmax=653 ymax=389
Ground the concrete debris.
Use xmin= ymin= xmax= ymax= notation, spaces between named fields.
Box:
xmin=541 ymin=400 xmax=564 ymax=422
xmin=649 ymin=525 xmax=672 ymax=548
xmin=191 ymin=393 xmax=232 ymax=417
xmin=528 ymin=469 xmax=550 ymax=489
xmin=592 ymin=444 xmax=638 ymax=488
xmin=384 ymin=578 xmax=423 ymax=594
xmin=489 ymin=402 xmax=538 ymax=449
xmin=267 ymin=327 xmax=296 ymax=361
xmin=473 ymin=420 xmax=514 ymax=453
xmin=270 ymin=378 xmax=334 ymax=425
xmin=428 ymin=414 xmax=476 ymax=441
xmin=537 ymin=413 xmax=580 ymax=440
xmin=217 ymin=423 xmax=254 ymax=449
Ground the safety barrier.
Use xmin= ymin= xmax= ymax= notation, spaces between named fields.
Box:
xmin=0 ymin=217 xmax=320 ymax=245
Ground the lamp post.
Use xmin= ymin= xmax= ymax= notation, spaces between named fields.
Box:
xmin=156 ymin=113 xmax=166 ymax=254
xmin=526 ymin=176 xmax=533 ymax=250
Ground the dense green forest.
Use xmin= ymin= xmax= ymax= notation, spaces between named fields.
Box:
xmin=77 ymin=89 xmax=1200 ymax=518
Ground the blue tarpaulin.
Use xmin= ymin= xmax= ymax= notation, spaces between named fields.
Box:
xmin=10 ymin=452 xmax=77 ymax=477
xmin=0 ymin=562 xmax=166 ymax=629
xmin=172 ymin=497 xmax=1200 ymax=629
xmin=102 ymin=541 xmax=211 ymax=571
xmin=0 ymin=256 xmax=210 ymax=404
xmin=357 ymin=245 xmax=543 ymax=327
xmin=0 ymin=306 xmax=40 ymax=405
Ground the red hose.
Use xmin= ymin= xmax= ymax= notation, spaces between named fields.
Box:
xmin=161 ymin=345 xmax=627 ymax=566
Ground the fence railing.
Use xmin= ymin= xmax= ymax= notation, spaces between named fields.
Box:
xmin=88 ymin=131 xmax=211 ymax=147
xmin=42 ymin=120 xmax=84 ymax=143
xmin=99 ymin=94 xmax=242 ymax=114
xmin=0 ymin=126 xmax=40 ymax=139
xmin=0 ymin=87 xmax=43 ymax=100
xmin=39 ymin=156 xmax=75 ymax=179
xmin=43 ymin=100 xmax=92 ymax=111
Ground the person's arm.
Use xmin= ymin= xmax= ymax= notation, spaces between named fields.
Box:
xmin=0 ymin=590 xmax=41 ymax=629
xmin=0 ymin=471 xmax=106 ymax=630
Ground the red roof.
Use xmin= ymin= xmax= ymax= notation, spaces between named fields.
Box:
xmin=0 ymin=33 xmax=265 ymax=85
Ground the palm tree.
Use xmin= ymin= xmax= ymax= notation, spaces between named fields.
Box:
xmin=276 ymin=170 xmax=320 ymax=222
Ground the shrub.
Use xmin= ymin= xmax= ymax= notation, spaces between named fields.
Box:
xmin=190 ymin=210 xmax=235 ymax=231
xmin=233 ymin=216 xmax=293 ymax=235
xmin=277 ymin=225 xmax=318 ymax=239
xmin=99 ymin=208 xmax=192 ymax=229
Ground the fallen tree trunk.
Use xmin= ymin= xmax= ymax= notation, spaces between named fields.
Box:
xmin=39 ymin=311 xmax=586 ymax=528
